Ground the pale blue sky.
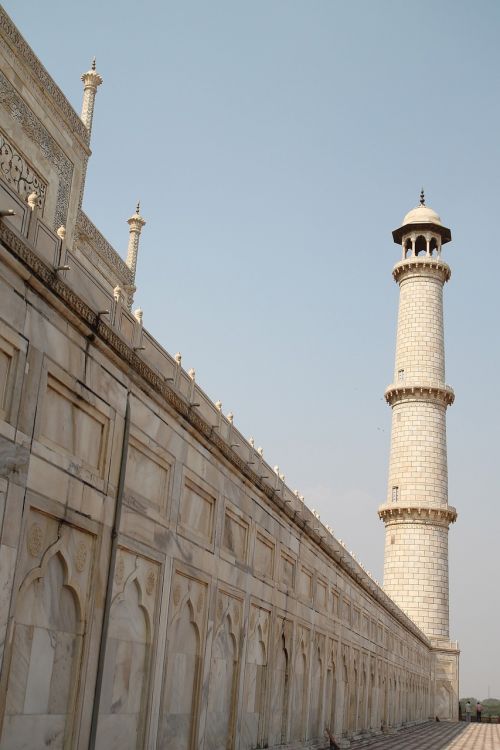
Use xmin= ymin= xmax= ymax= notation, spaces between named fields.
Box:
xmin=5 ymin=0 xmax=500 ymax=698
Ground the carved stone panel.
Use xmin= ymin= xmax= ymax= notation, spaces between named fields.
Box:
xmin=159 ymin=570 xmax=208 ymax=750
xmin=96 ymin=548 xmax=160 ymax=749
xmin=0 ymin=129 xmax=46 ymax=209
xmin=206 ymin=590 xmax=243 ymax=750
xmin=0 ymin=71 xmax=73 ymax=229
xmin=1 ymin=509 xmax=94 ymax=748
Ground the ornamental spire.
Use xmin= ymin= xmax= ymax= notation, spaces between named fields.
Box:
xmin=126 ymin=201 xmax=146 ymax=280
xmin=420 ymin=187 xmax=425 ymax=206
xmin=80 ymin=57 xmax=103 ymax=137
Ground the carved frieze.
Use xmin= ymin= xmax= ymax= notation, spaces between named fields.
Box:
xmin=0 ymin=71 xmax=73 ymax=229
xmin=0 ymin=129 xmax=47 ymax=208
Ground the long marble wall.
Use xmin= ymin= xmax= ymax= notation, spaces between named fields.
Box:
xmin=0 ymin=9 xmax=439 ymax=748
xmin=0 ymin=219 xmax=434 ymax=750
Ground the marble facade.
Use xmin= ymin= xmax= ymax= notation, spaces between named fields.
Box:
xmin=0 ymin=7 xmax=453 ymax=749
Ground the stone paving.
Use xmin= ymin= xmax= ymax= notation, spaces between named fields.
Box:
xmin=346 ymin=722 xmax=500 ymax=749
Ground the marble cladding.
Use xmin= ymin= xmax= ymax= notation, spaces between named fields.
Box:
xmin=0 ymin=233 xmax=438 ymax=748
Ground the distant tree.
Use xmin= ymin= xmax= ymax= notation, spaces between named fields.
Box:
xmin=482 ymin=699 xmax=500 ymax=718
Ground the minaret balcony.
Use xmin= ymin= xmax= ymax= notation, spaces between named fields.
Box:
xmin=378 ymin=503 xmax=458 ymax=526
xmin=392 ymin=256 xmax=451 ymax=283
xmin=384 ymin=381 xmax=454 ymax=406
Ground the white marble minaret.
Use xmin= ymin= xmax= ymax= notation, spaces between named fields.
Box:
xmin=379 ymin=192 xmax=459 ymax=719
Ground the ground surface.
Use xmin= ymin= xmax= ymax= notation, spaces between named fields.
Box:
xmin=347 ymin=723 xmax=500 ymax=749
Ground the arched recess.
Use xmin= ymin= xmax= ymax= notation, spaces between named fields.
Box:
xmin=206 ymin=609 xmax=239 ymax=750
xmin=269 ymin=630 xmax=290 ymax=746
xmin=367 ymin=668 xmax=375 ymax=729
xmin=291 ymin=640 xmax=308 ymax=741
xmin=342 ymin=660 xmax=349 ymax=736
xmin=429 ymin=236 xmax=439 ymax=256
xmin=242 ymin=617 xmax=268 ymax=750
xmin=95 ymin=576 xmax=151 ymax=750
xmin=160 ymin=595 xmax=202 ymax=750
xmin=415 ymin=235 xmax=427 ymax=256
xmin=359 ymin=667 xmax=367 ymax=730
xmin=348 ymin=664 xmax=358 ymax=732
xmin=325 ymin=657 xmax=337 ymax=734
xmin=1 ymin=548 xmax=83 ymax=748
xmin=382 ymin=672 xmax=388 ymax=728
xmin=309 ymin=645 xmax=323 ymax=738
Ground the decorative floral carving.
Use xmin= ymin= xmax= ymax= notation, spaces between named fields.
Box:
xmin=145 ymin=568 xmax=156 ymax=595
xmin=173 ymin=584 xmax=181 ymax=606
xmin=27 ymin=523 xmax=43 ymax=557
xmin=0 ymin=71 xmax=73 ymax=229
xmin=196 ymin=592 xmax=204 ymax=614
xmin=115 ymin=556 xmax=125 ymax=585
xmin=75 ymin=541 xmax=88 ymax=572
xmin=0 ymin=130 xmax=46 ymax=208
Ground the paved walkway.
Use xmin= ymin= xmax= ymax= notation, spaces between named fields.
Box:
xmin=348 ymin=722 xmax=500 ymax=749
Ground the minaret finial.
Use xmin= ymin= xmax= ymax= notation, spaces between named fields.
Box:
xmin=420 ymin=188 xmax=425 ymax=206
xmin=136 ymin=201 xmax=140 ymax=214
xmin=92 ymin=57 xmax=96 ymax=71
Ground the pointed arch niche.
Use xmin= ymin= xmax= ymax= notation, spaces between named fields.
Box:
xmin=159 ymin=570 xmax=208 ymax=750
xmin=1 ymin=518 xmax=93 ymax=749
xmin=241 ymin=604 xmax=270 ymax=750
xmin=291 ymin=627 xmax=309 ymax=742
xmin=95 ymin=549 xmax=158 ymax=750
xmin=269 ymin=619 xmax=291 ymax=746
xmin=205 ymin=591 xmax=242 ymax=750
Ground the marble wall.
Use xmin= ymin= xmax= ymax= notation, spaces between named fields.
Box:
xmin=0 ymin=245 xmax=435 ymax=749
xmin=0 ymin=8 xmax=447 ymax=749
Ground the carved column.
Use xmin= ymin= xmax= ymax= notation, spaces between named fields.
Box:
xmin=80 ymin=59 xmax=103 ymax=136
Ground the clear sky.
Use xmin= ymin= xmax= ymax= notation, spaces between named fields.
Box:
xmin=5 ymin=0 xmax=499 ymax=699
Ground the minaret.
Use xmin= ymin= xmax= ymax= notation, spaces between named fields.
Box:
xmin=124 ymin=202 xmax=146 ymax=309
xmin=81 ymin=58 xmax=103 ymax=136
xmin=379 ymin=192 xmax=459 ymax=718
xmin=380 ymin=191 xmax=457 ymax=636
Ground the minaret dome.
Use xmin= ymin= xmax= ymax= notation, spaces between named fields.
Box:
xmin=392 ymin=191 xmax=451 ymax=258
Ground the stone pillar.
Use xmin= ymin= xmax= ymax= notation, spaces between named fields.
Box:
xmin=123 ymin=202 xmax=146 ymax=309
xmin=126 ymin=202 xmax=146 ymax=279
xmin=379 ymin=195 xmax=459 ymax=719
xmin=80 ymin=58 xmax=103 ymax=136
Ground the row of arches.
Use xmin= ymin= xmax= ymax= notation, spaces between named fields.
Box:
xmin=0 ymin=530 xmax=433 ymax=750
xmin=403 ymin=234 xmax=441 ymax=259
xmin=160 ymin=590 xmax=432 ymax=749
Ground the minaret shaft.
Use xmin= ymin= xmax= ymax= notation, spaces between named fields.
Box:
xmin=380 ymin=206 xmax=457 ymax=642
xmin=380 ymin=198 xmax=459 ymax=719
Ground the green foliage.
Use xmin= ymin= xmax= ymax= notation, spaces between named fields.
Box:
xmin=482 ymin=699 xmax=500 ymax=717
